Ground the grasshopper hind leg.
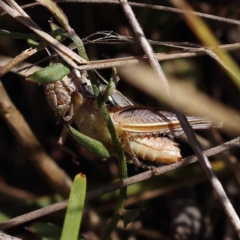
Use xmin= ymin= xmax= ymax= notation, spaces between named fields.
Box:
xmin=63 ymin=102 xmax=74 ymax=122
xmin=122 ymin=136 xmax=141 ymax=169
xmin=57 ymin=125 xmax=78 ymax=164
xmin=126 ymin=154 xmax=158 ymax=173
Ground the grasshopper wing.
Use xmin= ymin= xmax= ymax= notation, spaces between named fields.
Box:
xmin=111 ymin=106 xmax=213 ymax=137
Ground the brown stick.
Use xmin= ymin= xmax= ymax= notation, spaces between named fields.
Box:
xmin=0 ymin=48 xmax=37 ymax=77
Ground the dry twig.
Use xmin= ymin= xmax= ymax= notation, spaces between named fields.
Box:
xmin=0 ymin=233 xmax=21 ymax=240
xmin=0 ymin=48 xmax=37 ymax=77
xmin=75 ymin=43 xmax=240 ymax=71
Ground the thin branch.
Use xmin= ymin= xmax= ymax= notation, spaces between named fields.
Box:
xmin=0 ymin=54 xmax=42 ymax=76
xmin=124 ymin=164 xmax=226 ymax=207
xmin=176 ymin=113 xmax=240 ymax=236
xmin=75 ymin=43 xmax=240 ymax=71
xmin=0 ymin=180 xmax=37 ymax=202
xmin=0 ymin=233 xmax=21 ymax=240
xmin=0 ymin=48 xmax=37 ymax=77
xmin=83 ymin=31 xmax=202 ymax=49
xmin=6 ymin=31 xmax=240 ymax=74
xmin=0 ymin=137 xmax=239 ymax=231
xmin=17 ymin=0 xmax=240 ymax=26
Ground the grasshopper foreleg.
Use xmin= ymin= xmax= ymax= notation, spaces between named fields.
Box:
xmin=63 ymin=102 xmax=74 ymax=122
xmin=121 ymin=135 xmax=141 ymax=169
xmin=57 ymin=125 xmax=78 ymax=161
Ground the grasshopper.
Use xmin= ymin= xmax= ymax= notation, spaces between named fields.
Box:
xmin=45 ymin=69 xmax=214 ymax=169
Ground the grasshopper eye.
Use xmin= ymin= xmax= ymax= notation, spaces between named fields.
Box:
xmin=79 ymin=76 xmax=95 ymax=98
xmin=69 ymin=69 xmax=95 ymax=98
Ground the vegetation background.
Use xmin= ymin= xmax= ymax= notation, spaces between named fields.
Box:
xmin=0 ymin=0 xmax=240 ymax=239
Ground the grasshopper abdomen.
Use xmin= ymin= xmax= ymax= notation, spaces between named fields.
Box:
xmin=129 ymin=136 xmax=182 ymax=163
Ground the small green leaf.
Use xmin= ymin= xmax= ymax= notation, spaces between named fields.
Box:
xmin=69 ymin=125 xmax=111 ymax=158
xmin=27 ymin=39 xmax=40 ymax=48
xmin=101 ymin=75 xmax=115 ymax=104
xmin=37 ymin=0 xmax=71 ymax=31
xmin=49 ymin=20 xmax=63 ymax=41
xmin=27 ymin=63 xmax=70 ymax=84
xmin=0 ymin=211 xmax=11 ymax=222
xmin=0 ymin=29 xmax=38 ymax=39
xmin=28 ymin=222 xmax=62 ymax=240
xmin=60 ymin=174 xmax=87 ymax=240
xmin=122 ymin=208 xmax=143 ymax=228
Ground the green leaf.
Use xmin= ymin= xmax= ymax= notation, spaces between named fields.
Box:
xmin=122 ymin=208 xmax=143 ymax=228
xmin=27 ymin=63 xmax=70 ymax=84
xmin=0 ymin=211 xmax=11 ymax=222
xmin=27 ymin=39 xmax=40 ymax=48
xmin=37 ymin=0 xmax=70 ymax=31
xmin=49 ymin=20 xmax=63 ymax=41
xmin=28 ymin=222 xmax=62 ymax=240
xmin=60 ymin=174 xmax=87 ymax=240
xmin=69 ymin=125 xmax=111 ymax=158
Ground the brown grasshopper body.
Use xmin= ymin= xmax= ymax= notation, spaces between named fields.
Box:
xmin=44 ymin=69 xmax=214 ymax=167
xmin=72 ymin=100 xmax=213 ymax=165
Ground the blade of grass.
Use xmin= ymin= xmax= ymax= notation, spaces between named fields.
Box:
xmin=37 ymin=0 xmax=71 ymax=31
xmin=60 ymin=173 xmax=87 ymax=240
